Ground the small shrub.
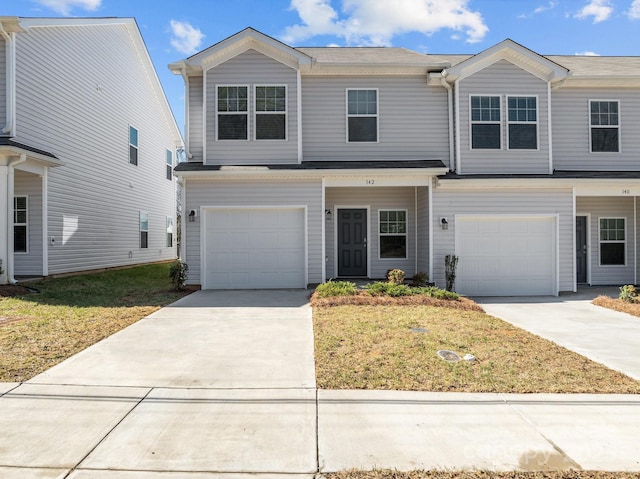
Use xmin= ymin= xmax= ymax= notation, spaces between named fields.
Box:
xmin=411 ymin=271 xmax=429 ymax=287
xmin=169 ymin=260 xmax=189 ymax=291
xmin=387 ymin=268 xmax=405 ymax=285
xmin=315 ymin=280 xmax=357 ymax=297
xmin=619 ymin=284 xmax=637 ymax=303
xmin=385 ymin=283 xmax=412 ymax=297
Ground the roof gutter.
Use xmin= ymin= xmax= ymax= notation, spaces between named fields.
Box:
xmin=0 ymin=23 xmax=15 ymax=135
xmin=174 ymin=166 xmax=450 ymax=179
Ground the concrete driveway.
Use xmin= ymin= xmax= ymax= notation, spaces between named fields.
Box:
xmin=478 ymin=287 xmax=640 ymax=381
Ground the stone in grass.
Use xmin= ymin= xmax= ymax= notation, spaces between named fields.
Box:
xmin=437 ymin=350 xmax=461 ymax=362
xmin=463 ymin=353 xmax=476 ymax=362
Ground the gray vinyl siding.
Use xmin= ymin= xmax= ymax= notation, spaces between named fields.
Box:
xmin=0 ymin=36 xmax=5 ymax=131
xmin=416 ymin=186 xmax=429 ymax=277
xmin=432 ymin=188 xmax=573 ymax=292
xmin=325 ymin=187 xmax=417 ymax=279
xmin=576 ymin=197 xmax=635 ymax=285
xmin=302 ymin=76 xmax=450 ymax=165
xmin=14 ymin=23 xmax=180 ymax=275
xmin=14 ymin=171 xmax=43 ymax=276
xmin=188 ymin=75 xmax=203 ymax=162
xmin=552 ymin=88 xmax=640 ymax=170
xmin=458 ymin=60 xmax=549 ymax=174
xmin=204 ymin=49 xmax=298 ymax=164
xmin=184 ymin=178 xmax=322 ymax=285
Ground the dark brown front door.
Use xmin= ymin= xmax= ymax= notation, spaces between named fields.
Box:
xmin=338 ymin=209 xmax=367 ymax=276
xmin=576 ymin=215 xmax=588 ymax=283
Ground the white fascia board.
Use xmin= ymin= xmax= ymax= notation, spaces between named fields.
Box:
xmin=436 ymin=177 xmax=640 ymax=191
xmin=19 ymin=17 xmax=134 ymax=29
xmin=0 ymin=147 xmax=63 ymax=167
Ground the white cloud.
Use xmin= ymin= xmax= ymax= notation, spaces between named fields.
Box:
xmin=169 ymin=20 xmax=205 ymax=55
xmin=34 ymin=0 xmax=100 ymax=15
xmin=629 ymin=0 xmax=640 ymax=19
xmin=282 ymin=0 xmax=488 ymax=46
xmin=534 ymin=1 xmax=557 ymax=14
xmin=575 ymin=0 xmax=613 ymax=23
xmin=575 ymin=51 xmax=601 ymax=55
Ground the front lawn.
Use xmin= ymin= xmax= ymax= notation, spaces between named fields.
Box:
xmin=0 ymin=263 xmax=192 ymax=382
xmin=313 ymin=304 xmax=640 ymax=393
xmin=327 ymin=470 xmax=640 ymax=479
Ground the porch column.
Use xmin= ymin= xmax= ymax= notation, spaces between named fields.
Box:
xmin=0 ymin=163 xmax=9 ymax=284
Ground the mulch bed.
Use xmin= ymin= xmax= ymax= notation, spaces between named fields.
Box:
xmin=311 ymin=291 xmax=483 ymax=311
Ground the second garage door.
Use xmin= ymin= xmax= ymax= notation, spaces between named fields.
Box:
xmin=203 ymin=207 xmax=306 ymax=289
xmin=455 ymin=215 xmax=556 ymax=296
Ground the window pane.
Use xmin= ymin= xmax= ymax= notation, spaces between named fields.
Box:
xmin=140 ymin=213 xmax=148 ymax=231
xmin=218 ymin=114 xmax=248 ymax=140
xmin=348 ymin=117 xmax=377 ymax=142
xmin=140 ymin=231 xmax=148 ymax=249
xmin=509 ymin=124 xmax=537 ymax=149
xmin=348 ymin=89 xmax=376 ymax=115
xmin=129 ymin=145 xmax=138 ymax=165
xmin=14 ymin=225 xmax=27 ymax=253
xmin=601 ymin=243 xmax=624 ymax=265
xmin=129 ymin=126 xmax=138 ymax=147
xmin=380 ymin=236 xmax=406 ymax=259
xmin=15 ymin=211 xmax=27 ymax=224
xmin=591 ymin=128 xmax=619 ymax=152
xmin=256 ymin=114 xmax=286 ymax=140
xmin=14 ymin=197 xmax=26 ymax=210
xmin=218 ymin=86 xmax=247 ymax=113
xmin=166 ymin=150 xmax=173 ymax=166
xmin=472 ymin=124 xmax=500 ymax=149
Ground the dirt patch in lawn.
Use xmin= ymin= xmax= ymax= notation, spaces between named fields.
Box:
xmin=311 ymin=291 xmax=483 ymax=311
xmin=593 ymin=295 xmax=640 ymax=318
xmin=0 ymin=285 xmax=36 ymax=298
xmin=327 ymin=471 xmax=640 ymax=479
xmin=313 ymin=305 xmax=640 ymax=393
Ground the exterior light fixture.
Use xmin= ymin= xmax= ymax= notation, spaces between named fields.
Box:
xmin=440 ymin=217 xmax=448 ymax=230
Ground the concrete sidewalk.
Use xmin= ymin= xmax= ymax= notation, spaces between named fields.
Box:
xmin=0 ymin=289 xmax=639 ymax=477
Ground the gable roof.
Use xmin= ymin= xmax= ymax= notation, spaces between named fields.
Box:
xmin=443 ymin=39 xmax=569 ymax=83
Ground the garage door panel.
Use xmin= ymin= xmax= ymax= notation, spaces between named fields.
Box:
xmin=204 ymin=208 xmax=306 ymax=289
xmin=456 ymin=216 xmax=556 ymax=296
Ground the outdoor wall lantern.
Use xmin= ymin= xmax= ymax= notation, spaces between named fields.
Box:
xmin=440 ymin=217 xmax=449 ymax=230
xmin=188 ymin=209 xmax=197 ymax=222
xmin=325 ymin=209 xmax=333 ymax=220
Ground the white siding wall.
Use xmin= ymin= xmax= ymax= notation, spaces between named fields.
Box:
xmin=416 ymin=186 xmax=430 ymax=276
xmin=552 ymin=88 xmax=640 ymax=171
xmin=458 ymin=60 xmax=549 ymax=174
xmin=14 ymin=170 xmax=42 ymax=276
xmin=15 ymin=24 xmax=180 ymax=275
xmin=302 ymin=76 xmax=450 ymax=165
xmin=432 ymin=188 xmax=574 ymax=292
xmin=188 ymin=75 xmax=203 ymax=162
xmin=576 ymin=197 xmax=635 ymax=285
xmin=0 ymin=36 xmax=5 ymax=131
xmin=325 ymin=187 xmax=417 ymax=279
xmin=205 ymin=50 xmax=298 ymax=164
xmin=185 ymin=178 xmax=322 ymax=285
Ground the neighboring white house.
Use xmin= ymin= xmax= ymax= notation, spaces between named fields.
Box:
xmin=170 ymin=28 xmax=640 ymax=296
xmin=0 ymin=17 xmax=183 ymax=284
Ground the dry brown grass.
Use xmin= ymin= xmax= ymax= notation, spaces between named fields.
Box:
xmin=311 ymin=290 xmax=482 ymax=311
xmin=0 ymin=264 xmax=191 ymax=382
xmin=593 ymin=295 xmax=640 ymax=317
xmin=326 ymin=470 xmax=640 ymax=479
xmin=313 ymin=305 xmax=640 ymax=393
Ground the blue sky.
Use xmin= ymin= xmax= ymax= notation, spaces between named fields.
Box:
xmin=4 ymin=0 xmax=640 ymax=134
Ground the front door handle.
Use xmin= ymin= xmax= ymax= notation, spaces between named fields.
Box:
xmin=364 ymin=237 xmax=367 ymax=248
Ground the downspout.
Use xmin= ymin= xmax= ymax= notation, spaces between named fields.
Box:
xmin=0 ymin=25 xmax=15 ymax=135
xmin=440 ymin=71 xmax=454 ymax=172
xmin=179 ymin=66 xmax=192 ymax=160
xmin=7 ymin=153 xmax=27 ymax=284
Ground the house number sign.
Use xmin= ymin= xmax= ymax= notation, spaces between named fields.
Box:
xmin=621 ymin=189 xmax=631 ymax=195
xmin=366 ymin=179 xmax=375 ymax=185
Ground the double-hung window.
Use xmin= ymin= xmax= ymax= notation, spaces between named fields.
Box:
xmin=379 ymin=210 xmax=407 ymax=259
xmin=471 ymin=95 xmax=501 ymax=149
xmin=166 ymin=216 xmax=174 ymax=248
xmin=590 ymin=100 xmax=619 ymax=152
xmin=166 ymin=149 xmax=173 ymax=180
xmin=599 ymin=218 xmax=625 ymax=265
xmin=347 ymin=89 xmax=378 ymax=142
xmin=255 ymin=85 xmax=286 ymax=140
xmin=217 ymin=86 xmax=248 ymax=140
xmin=129 ymin=126 xmax=138 ymax=165
xmin=507 ymin=96 xmax=537 ymax=149
xmin=14 ymin=196 xmax=27 ymax=253
xmin=140 ymin=212 xmax=149 ymax=249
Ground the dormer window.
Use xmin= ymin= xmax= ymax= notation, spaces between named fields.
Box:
xmin=470 ymin=95 xmax=501 ymax=149
xmin=217 ymin=86 xmax=248 ymax=140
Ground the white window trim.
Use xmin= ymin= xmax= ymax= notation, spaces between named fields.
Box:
xmin=378 ymin=208 xmax=408 ymax=260
xmin=215 ymin=84 xmax=250 ymax=141
xmin=589 ymin=99 xmax=621 ymax=154
xmin=14 ymin=195 xmax=28 ymax=254
xmin=506 ymin=94 xmax=539 ymax=151
xmin=129 ymin=124 xmax=138 ymax=166
xmin=166 ymin=216 xmax=174 ymax=248
xmin=254 ymin=84 xmax=288 ymax=141
xmin=346 ymin=88 xmax=379 ymax=144
xmin=598 ymin=216 xmax=626 ymax=267
xmin=469 ymin=94 xmax=503 ymax=151
xmin=140 ymin=211 xmax=149 ymax=250
xmin=166 ymin=149 xmax=173 ymax=180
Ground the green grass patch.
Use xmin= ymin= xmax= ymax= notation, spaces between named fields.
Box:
xmin=313 ymin=305 xmax=640 ymax=393
xmin=0 ymin=263 xmax=192 ymax=382
xmin=315 ymin=280 xmax=358 ymax=297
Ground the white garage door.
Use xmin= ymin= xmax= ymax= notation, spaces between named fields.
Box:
xmin=456 ymin=216 xmax=556 ymax=296
xmin=204 ymin=208 xmax=306 ymax=289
